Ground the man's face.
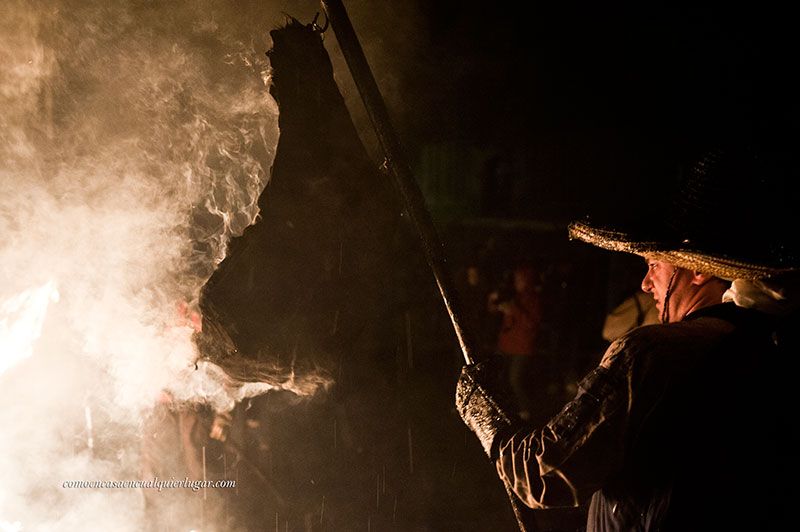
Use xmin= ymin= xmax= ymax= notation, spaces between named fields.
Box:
xmin=641 ymin=257 xmax=689 ymax=323
xmin=641 ymin=256 xmax=729 ymax=323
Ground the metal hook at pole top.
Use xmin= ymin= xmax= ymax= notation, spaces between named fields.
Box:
xmin=310 ymin=11 xmax=330 ymax=33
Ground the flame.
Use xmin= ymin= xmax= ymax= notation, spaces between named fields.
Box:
xmin=0 ymin=281 xmax=59 ymax=376
xmin=0 ymin=521 xmax=23 ymax=532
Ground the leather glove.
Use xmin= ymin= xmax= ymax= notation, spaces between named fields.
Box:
xmin=455 ymin=357 xmax=515 ymax=459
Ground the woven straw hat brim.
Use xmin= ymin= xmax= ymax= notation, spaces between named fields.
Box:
xmin=568 ymin=221 xmax=798 ymax=280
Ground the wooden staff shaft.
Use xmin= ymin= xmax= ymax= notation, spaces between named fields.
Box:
xmin=321 ymin=0 xmax=477 ymax=366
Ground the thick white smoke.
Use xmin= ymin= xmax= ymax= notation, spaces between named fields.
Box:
xmin=0 ymin=1 xmax=304 ymax=529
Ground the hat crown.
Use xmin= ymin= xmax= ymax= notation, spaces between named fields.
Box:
xmin=666 ymin=146 xmax=797 ymax=269
xmin=568 ymin=145 xmax=799 ymax=279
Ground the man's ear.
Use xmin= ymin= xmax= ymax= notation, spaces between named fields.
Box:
xmin=690 ymin=271 xmax=718 ymax=286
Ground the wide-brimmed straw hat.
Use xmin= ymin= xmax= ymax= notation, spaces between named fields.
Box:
xmin=569 ymin=147 xmax=800 ymax=280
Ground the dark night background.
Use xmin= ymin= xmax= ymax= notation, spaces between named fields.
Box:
xmin=296 ymin=2 xmax=798 ymax=530
xmin=332 ymin=1 xmax=798 ymax=221
xmin=199 ymin=2 xmax=798 ymax=531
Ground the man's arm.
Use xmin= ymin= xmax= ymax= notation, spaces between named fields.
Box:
xmin=495 ymin=359 xmax=630 ymax=508
xmin=457 ymin=338 xmax=635 ymax=509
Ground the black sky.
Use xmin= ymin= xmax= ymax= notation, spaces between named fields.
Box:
xmin=353 ymin=1 xmax=798 ymax=221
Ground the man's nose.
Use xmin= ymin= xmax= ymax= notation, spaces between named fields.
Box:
xmin=641 ymin=272 xmax=653 ymax=293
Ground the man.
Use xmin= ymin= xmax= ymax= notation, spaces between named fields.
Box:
xmin=456 ymin=147 xmax=797 ymax=531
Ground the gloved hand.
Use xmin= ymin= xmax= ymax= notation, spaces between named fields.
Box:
xmin=455 ymin=357 xmax=515 ymax=459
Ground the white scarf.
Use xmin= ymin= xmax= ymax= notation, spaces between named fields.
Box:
xmin=722 ymin=277 xmax=800 ymax=315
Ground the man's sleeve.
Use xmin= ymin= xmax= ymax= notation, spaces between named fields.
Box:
xmin=495 ymin=340 xmax=633 ymax=508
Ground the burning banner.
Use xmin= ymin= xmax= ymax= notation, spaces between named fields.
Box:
xmin=140 ymin=16 xmax=412 ymax=530
xmin=196 ymin=19 xmax=401 ymax=397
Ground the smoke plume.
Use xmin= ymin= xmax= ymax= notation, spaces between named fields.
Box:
xmin=0 ymin=1 xmax=313 ymax=528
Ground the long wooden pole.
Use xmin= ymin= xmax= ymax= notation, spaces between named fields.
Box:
xmin=320 ymin=2 xmax=530 ymax=530
xmin=320 ymin=0 xmax=476 ymax=366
